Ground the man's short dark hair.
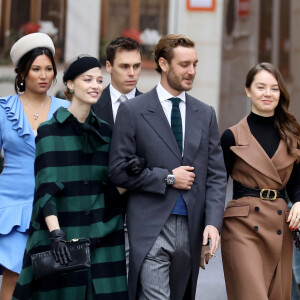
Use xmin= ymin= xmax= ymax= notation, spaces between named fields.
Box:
xmin=106 ymin=37 xmax=141 ymax=65
xmin=154 ymin=34 xmax=195 ymax=73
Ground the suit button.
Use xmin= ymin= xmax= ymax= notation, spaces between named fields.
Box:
xmin=253 ymin=226 xmax=259 ymax=231
xmin=85 ymin=210 xmax=90 ymax=215
xmin=277 ymin=210 xmax=282 ymax=215
xmin=83 ymin=179 xmax=88 ymax=184
xmin=277 ymin=230 xmax=282 ymax=235
xmin=255 ymin=207 xmax=259 ymax=212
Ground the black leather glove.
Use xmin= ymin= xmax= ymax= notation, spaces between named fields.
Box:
xmin=50 ymin=229 xmax=72 ymax=265
xmin=124 ymin=155 xmax=146 ymax=176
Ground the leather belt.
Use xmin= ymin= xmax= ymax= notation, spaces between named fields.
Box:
xmin=233 ymin=181 xmax=286 ymax=201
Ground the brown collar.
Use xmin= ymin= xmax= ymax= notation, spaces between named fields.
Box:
xmin=230 ymin=116 xmax=297 ymax=184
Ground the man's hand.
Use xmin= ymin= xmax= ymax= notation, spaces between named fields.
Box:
xmin=202 ymin=225 xmax=220 ymax=257
xmin=172 ymin=166 xmax=195 ymax=190
xmin=200 ymin=244 xmax=211 ymax=269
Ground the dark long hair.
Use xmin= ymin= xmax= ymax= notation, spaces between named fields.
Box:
xmin=14 ymin=47 xmax=57 ymax=93
xmin=245 ymin=62 xmax=300 ymax=156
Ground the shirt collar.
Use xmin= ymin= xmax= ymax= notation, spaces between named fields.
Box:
xmin=109 ymin=84 xmax=136 ymax=104
xmin=156 ymin=82 xmax=186 ymax=103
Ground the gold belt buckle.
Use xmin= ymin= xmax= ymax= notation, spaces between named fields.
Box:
xmin=260 ymin=189 xmax=277 ymax=200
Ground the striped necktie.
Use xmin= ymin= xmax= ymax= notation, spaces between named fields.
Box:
xmin=169 ymin=97 xmax=182 ymax=153
xmin=169 ymin=97 xmax=187 ymax=215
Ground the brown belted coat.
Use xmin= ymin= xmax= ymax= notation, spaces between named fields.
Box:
xmin=221 ymin=117 xmax=299 ymax=300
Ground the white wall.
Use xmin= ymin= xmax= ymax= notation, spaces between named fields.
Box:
xmin=168 ymin=0 xmax=224 ymax=116
xmin=64 ymin=0 xmax=101 ymax=62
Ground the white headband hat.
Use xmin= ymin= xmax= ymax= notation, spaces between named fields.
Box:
xmin=10 ymin=32 xmax=55 ymax=66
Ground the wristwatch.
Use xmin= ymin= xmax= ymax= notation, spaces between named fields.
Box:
xmin=165 ymin=171 xmax=175 ymax=186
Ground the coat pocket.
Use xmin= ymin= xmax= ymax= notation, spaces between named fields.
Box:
xmin=223 ymin=204 xmax=250 ymax=218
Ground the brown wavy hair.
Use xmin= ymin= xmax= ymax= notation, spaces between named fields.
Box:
xmin=245 ymin=62 xmax=300 ymax=157
xmin=154 ymin=34 xmax=195 ymax=73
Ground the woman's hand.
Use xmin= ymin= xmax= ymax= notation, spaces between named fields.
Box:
xmin=124 ymin=155 xmax=146 ymax=176
xmin=45 ymin=215 xmax=71 ymax=265
xmin=287 ymin=202 xmax=300 ymax=230
xmin=50 ymin=229 xmax=72 ymax=265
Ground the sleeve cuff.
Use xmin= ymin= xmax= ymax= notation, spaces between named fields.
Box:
xmin=43 ymin=201 xmax=58 ymax=218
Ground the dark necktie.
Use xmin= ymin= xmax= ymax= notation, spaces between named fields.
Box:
xmin=169 ymin=97 xmax=182 ymax=153
xmin=169 ymin=97 xmax=187 ymax=216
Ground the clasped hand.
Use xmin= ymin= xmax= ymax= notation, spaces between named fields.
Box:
xmin=124 ymin=155 xmax=146 ymax=176
xmin=50 ymin=229 xmax=72 ymax=265
xmin=172 ymin=166 xmax=195 ymax=189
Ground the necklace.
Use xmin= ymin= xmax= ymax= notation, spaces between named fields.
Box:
xmin=23 ymin=96 xmax=49 ymax=120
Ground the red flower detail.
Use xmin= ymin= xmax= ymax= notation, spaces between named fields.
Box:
xmin=21 ymin=22 xmax=41 ymax=35
xmin=122 ymin=28 xmax=141 ymax=44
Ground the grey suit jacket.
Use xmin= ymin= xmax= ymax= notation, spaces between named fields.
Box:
xmin=109 ymin=87 xmax=227 ymax=299
xmin=92 ymin=84 xmax=142 ymax=128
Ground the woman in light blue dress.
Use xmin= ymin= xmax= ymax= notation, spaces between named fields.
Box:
xmin=0 ymin=32 xmax=70 ymax=300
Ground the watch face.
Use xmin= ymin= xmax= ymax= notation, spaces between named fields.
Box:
xmin=167 ymin=175 xmax=175 ymax=185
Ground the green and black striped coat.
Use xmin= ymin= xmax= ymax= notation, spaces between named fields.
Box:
xmin=13 ymin=107 xmax=128 ymax=300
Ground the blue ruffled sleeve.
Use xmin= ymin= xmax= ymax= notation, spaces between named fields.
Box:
xmin=0 ymin=95 xmax=35 ymax=149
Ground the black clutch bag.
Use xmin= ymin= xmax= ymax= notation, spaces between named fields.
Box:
xmin=31 ymin=238 xmax=91 ymax=279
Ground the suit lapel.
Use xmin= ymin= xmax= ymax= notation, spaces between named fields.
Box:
xmin=272 ymin=139 xmax=298 ymax=172
xmin=135 ymin=89 xmax=142 ymax=96
xmin=230 ymin=117 xmax=284 ymax=184
xmin=142 ymin=89 xmax=182 ymax=162
xmin=182 ymin=95 xmax=203 ymax=165
xmin=98 ymin=86 xmax=114 ymax=127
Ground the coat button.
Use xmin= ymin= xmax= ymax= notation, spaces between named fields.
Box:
xmin=253 ymin=226 xmax=259 ymax=231
xmin=255 ymin=207 xmax=259 ymax=212
xmin=83 ymin=179 xmax=88 ymax=184
xmin=277 ymin=210 xmax=282 ymax=215
xmin=277 ymin=230 xmax=282 ymax=235
xmin=85 ymin=210 xmax=90 ymax=215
